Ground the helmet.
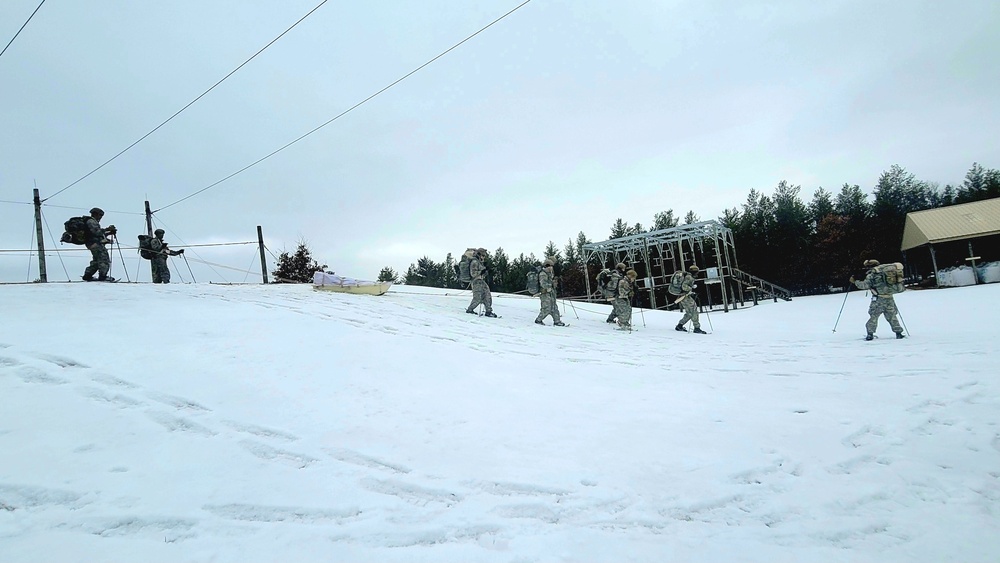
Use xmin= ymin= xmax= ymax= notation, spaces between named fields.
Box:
xmin=863 ymin=259 xmax=880 ymax=267
xmin=154 ymin=229 xmax=165 ymax=236
xmin=89 ymin=207 xmax=104 ymax=217
xmin=689 ymin=265 xmax=700 ymax=272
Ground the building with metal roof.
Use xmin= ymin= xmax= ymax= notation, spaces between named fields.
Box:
xmin=901 ymin=197 xmax=1000 ymax=283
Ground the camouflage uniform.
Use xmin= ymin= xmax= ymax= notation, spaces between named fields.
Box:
xmin=466 ymin=252 xmax=495 ymax=316
xmin=149 ymin=232 xmax=181 ymax=284
xmin=675 ymin=269 xmax=704 ymax=332
xmin=601 ymin=268 xmax=623 ymax=323
xmin=853 ymin=265 xmax=903 ymax=338
xmin=612 ymin=272 xmax=635 ymax=329
xmin=83 ymin=216 xmax=112 ymax=280
xmin=534 ymin=263 xmax=563 ymax=325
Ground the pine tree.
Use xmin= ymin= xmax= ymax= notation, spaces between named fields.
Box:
xmin=272 ymin=241 xmax=323 ymax=283
xmin=652 ymin=210 xmax=679 ymax=230
xmin=377 ymin=267 xmax=399 ymax=283
xmin=609 ymin=218 xmax=630 ymax=239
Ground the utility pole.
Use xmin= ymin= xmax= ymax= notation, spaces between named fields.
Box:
xmin=144 ymin=200 xmax=153 ymax=236
xmin=32 ymin=188 xmax=47 ymax=282
xmin=257 ymin=226 xmax=269 ymax=284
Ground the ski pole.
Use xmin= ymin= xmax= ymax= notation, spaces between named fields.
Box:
xmin=896 ymin=306 xmax=910 ymax=336
xmin=182 ymin=252 xmax=197 ymax=283
xmin=114 ymin=236 xmax=131 ymax=282
xmin=638 ymin=305 xmax=646 ymax=327
xmin=564 ymin=298 xmax=579 ymax=320
xmin=704 ymin=309 xmax=714 ymax=332
xmin=833 ymin=287 xmax=851 ymax=332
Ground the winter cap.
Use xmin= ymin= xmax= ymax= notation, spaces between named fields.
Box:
xmin=688 ymin=265 xmax=700 ymax=272
xmin=89 ymin=207 xmax=104 ymax=217
xmin=154 ymin=229 xmax=165 ymax=235
xmin=476 ymin=248 xmax=487 ymax=255
xmin=626 ymin=269 xmax=637 ymax=279
xmin=616 ymin=262 xmax=626 ymax=271
xmin=863 ymin=259 xmax=880 ymax=267
xmin=544 ymin=257 xmax=555 ymax=266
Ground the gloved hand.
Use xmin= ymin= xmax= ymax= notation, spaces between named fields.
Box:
xmin=106 ymin=225 xmax=117 ymax=234
xmin=178 ymin=249 xmax=185 ymax=254
xmin=849 ymin=276 xmax=855 ymax=283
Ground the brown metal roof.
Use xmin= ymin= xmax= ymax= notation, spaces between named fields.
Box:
xmin=901 ymin=197 xmax=1000 ymax=251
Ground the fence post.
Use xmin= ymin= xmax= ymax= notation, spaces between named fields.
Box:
xmin=33 ymin=188 xmax=47 ymax=282
xmin=257 ymin=226 xmax=268 ymax=284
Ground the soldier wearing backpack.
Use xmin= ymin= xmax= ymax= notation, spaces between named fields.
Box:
xmin=598 ymin=264 xmax=625 ymax=324
xmin=672 ymin=265 xmax=707 ymax=334
xmin=612 ymin=269 xmax=638 ymax=330
xmin=149 ymin=229 xmax=184 ymax=283
xmin=534 ymin=258 xmax=565 ymax=326
xmin=81 ymin=208 xmax=117 ymax=282
xmin=465 ymin=248 xmax=497 ymax=317
xmin=850 ymin=259 xmax=905 ymax=340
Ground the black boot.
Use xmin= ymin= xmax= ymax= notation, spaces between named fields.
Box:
xmin=553 ymin=321 xmax=565 ymax=327
xmin=466 ymin=309 xmax=476 ymax=314
xmin=693 ymin=328 xmax=707 ymax=334
xmin=895 ymin=332 xmax=906 ymax=339
xmin=484 ymin=311 xmax=498 ymax=318
xmin=865 ymin=333 xmax=874 ymax=341
xmin=535 ymin=319 xmax=544 ymax=325
xmin=606 ymin=315 xmax=617 ymax=323
xmin=675 ymin=325 xmax=688 ymax=332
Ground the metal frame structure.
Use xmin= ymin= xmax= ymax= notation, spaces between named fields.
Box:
xmin=581 ymin=220 xmax=792 ymax=311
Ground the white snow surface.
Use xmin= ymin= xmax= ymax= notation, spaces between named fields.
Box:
xmin=1 ymin=282 xmax=998 ymax=562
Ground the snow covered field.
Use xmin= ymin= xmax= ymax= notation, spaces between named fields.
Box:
xmin=1 ymin=281 xmax=998 ymax=562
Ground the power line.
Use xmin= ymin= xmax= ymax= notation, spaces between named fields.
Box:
xmin=44 ymin=0 xmax=330 ymax=203
xmin=156 ymin=0 xmax=533 ymax=213
xmin=0 ymin=0 xmax=45 ymax=60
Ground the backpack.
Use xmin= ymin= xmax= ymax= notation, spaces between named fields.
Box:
xmin=137 ymin=235 xmax=156 ymax=260
xmin=872 ymin=262 xmax=905 ymax=295
xmin=668 ymin=271 xmax=685 ymax=296
xmin=455 ymin=248 xmax=476 ymax=284
xmin=526 ymin=266 xmax=542 ymax=296
xmin=60 ymin=216 xmax=91 ymax=245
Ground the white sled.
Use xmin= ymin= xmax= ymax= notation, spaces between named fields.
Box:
xmin=312 ymin=272 xmax=392 ymax=296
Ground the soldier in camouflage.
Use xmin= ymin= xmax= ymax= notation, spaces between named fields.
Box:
xmin=602 ymin=263 xmax=626 ymax=324
xmin=851 ymin=259 xmax=905 ymax=340
xmin=613 ymin=269 xmax=637 ymax=330
xmin=82 ymin=207 xmax=117 ymax=282
xmin=534 ymin=258 xmax=565 ymax=326
xmin=675 ymin=265 xmax=707 ymax=334
xmin=149 ymin=228 xmax=184 ymax=284
xmin=465 ymin=248 xmax=497 ymax=317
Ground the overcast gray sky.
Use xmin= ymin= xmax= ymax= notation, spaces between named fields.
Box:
xmin=2 ymin=0 xmax=998 ymax=283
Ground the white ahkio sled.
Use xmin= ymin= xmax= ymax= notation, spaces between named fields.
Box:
xmin=312 ymin=271 xmax=392 ymax=296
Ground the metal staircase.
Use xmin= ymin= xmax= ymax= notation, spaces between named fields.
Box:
xmin=731 ymin=268 xmax=793 ymax=302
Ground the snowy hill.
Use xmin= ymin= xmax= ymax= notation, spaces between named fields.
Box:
xmin=1 ymin=282 xmax=998 ymax=562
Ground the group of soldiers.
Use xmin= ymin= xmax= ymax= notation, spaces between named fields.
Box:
xmin=79 ymin=207 xmax=183 ymax=283
xmin=599 ymin=262 xmax=706 ymax=333
xmin=461 ymin=250 xmax=906 ymax=340
xmin=460 ymin=247 xmax=707 ymax=333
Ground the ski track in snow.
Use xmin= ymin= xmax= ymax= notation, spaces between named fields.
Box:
xmin=0 ymin=285 xmax=998 ymax=560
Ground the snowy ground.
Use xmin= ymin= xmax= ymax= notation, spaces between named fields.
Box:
xmin=1 ymin=281 xmax=998 ymax=562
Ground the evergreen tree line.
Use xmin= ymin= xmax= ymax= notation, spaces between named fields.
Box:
xmin=381 ymin=162 xmax=998 ymax=296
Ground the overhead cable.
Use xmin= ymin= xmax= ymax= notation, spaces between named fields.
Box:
xmin=44 ymin=0 xmax=330 ymax=202
xmin=155 ymin=0 xmax=533 ymax=213
xmin=0 ymin=0 xmax=45 ymax=60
